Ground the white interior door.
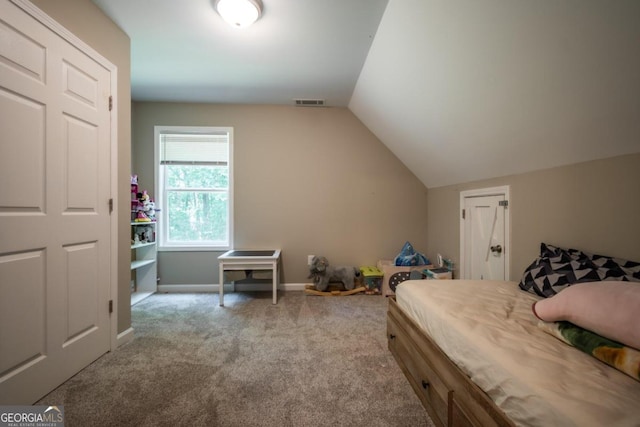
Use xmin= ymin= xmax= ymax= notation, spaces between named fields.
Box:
xmin=0 ymin=0 xmax=112 ymax=404
xmin=460 ymin=187 xmax=509 ymax=280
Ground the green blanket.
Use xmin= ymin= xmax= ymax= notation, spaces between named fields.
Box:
xmin=538 ymin=321 xmax=640 ymax=382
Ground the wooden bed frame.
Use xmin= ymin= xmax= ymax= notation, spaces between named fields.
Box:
xmin=387 ymin=297 xmax=515 ymax=427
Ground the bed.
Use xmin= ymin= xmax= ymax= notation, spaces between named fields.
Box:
xmin=387 ymin=279 xmax=640 ymax=427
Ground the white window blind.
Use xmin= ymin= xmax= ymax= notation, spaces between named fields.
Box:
xmin=159 ymin=133 xmax=229 ymax=165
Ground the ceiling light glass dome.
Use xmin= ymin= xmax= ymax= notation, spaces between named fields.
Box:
xmin=215 ymin=0 xmax=263 ymax=28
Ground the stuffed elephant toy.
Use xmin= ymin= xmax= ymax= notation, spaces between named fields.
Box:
xmin=308 ymin=256 xmax=360 ymax=291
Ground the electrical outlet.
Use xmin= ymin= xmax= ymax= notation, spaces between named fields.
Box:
xmin=308 ymin=255 xmax=315 ymax=265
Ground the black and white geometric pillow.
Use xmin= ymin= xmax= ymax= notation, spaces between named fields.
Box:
xmin=519 ymin=243 xmax=640 ymax=297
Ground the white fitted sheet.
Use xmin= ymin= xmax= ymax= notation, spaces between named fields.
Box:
xmin=396 ymin=280 xmax=640 ymax=427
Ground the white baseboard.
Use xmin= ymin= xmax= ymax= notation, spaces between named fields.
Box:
xmin=157 ymin=283 xmax=308 ymax=293
xmin=158 ymin=284 xmax=217 ymax=293
xmin=116 ymin=327 xmax=134 ymax=348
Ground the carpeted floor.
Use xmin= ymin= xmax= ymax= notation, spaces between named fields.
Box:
xmin=38 ymin=291 xmax=434 ymax=426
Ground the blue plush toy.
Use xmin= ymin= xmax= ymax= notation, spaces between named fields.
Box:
xmin=394 ymin=241 xmax=429 ymax=266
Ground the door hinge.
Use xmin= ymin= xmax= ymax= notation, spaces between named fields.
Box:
xmin=109 ymin=198 xmax=113 ymax=214
xmin=499 ymin=200 xmax=509 ymax=207
xmin=462 ymin=209 xmax=466 ymax=219
xmin=109 ymin=95 xmax=113 ymax=111
xmin=109 ymin=300 xmax=113 ymax=314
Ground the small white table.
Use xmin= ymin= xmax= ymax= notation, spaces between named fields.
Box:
xmin=218 ymin=249 xmax=281 ymax=306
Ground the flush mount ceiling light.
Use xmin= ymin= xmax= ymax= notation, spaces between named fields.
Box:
xmin=215 ymin=0 xmax=263 ymax=28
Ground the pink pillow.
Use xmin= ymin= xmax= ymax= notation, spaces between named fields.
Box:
xmin=532 ymin=281 xmax=640 ymax=350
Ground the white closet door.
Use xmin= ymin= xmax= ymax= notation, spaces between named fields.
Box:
xmin=0 ymin=0 xmax=111 ymax=404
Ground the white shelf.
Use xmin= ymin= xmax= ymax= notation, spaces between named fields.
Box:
xmin=131 ymin=291 xmax=154 ymax=306
xmin=131 ymin=259 xmax=155 ymax=270
xmin=130 ymin=191 xmax=157 ymax=306
xmin=131 ymin=241 xmax=156 ymax=250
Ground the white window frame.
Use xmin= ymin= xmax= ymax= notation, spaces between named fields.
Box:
xmin=154 ymin=125 xmax=234 ymax=251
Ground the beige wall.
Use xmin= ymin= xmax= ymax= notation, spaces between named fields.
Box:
xmin=426 ymin=153 xmax=640 ymax=281
xmin=32 ymin=0 xmax=132 ymax=333
xmin=132 ymin=102 xmax=429 ymax=285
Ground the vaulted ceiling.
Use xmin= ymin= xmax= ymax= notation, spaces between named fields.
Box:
xmin=91 ymin=0 xmax=388 ymax=106
xmin=92 ymin=0 xmax=640 ymax=188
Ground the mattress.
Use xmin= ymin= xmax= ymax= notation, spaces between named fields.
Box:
xmin=396 ymin=280 xmax=640 ymax=427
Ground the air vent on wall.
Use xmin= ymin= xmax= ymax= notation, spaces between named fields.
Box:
xmin=294 ymin=99 xmax=325 ymax=107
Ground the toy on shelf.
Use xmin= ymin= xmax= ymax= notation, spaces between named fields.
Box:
xmin=130 ymin=176 xmax=159 ymax=222
xmin=134 ymin=190 xmax=152 ymax=222
xmin=141 ymin=191 xmax=156 ymax=222
xmin=132 ymin=225 xmax=154 ymax=244
xmin=130 ymin=174 xmax=138 ymax=191
xmin=131 ymin=175 xmax=139 ymax=214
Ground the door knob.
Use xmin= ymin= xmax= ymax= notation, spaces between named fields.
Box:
xmin=490 ymin=244 xmax=502 ymax=254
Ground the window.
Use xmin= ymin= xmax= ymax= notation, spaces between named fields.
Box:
xmin=155 ymin=126 xmax=233 ymax=250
